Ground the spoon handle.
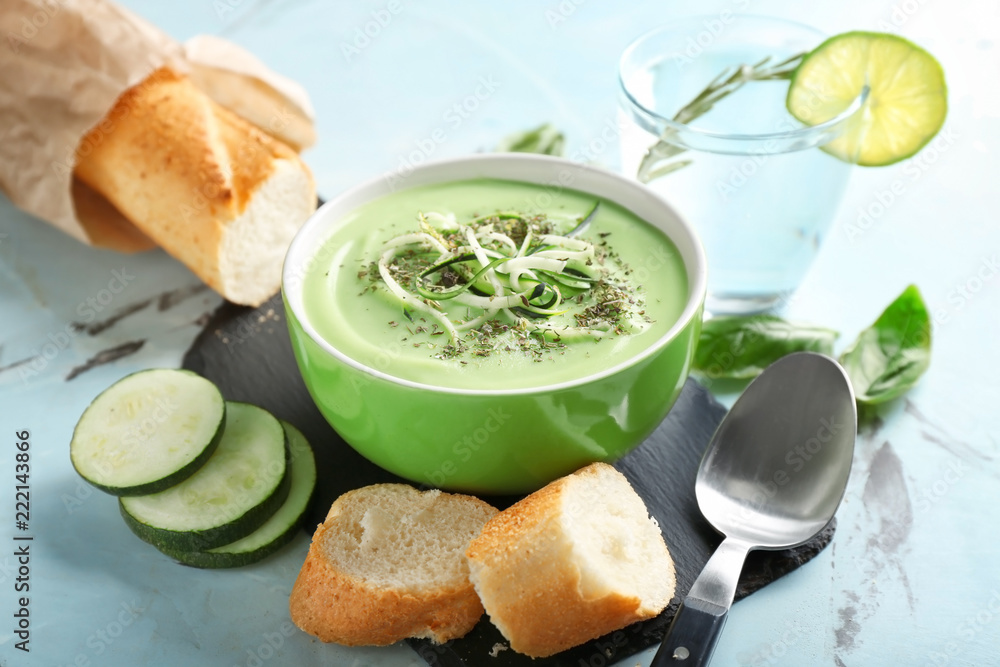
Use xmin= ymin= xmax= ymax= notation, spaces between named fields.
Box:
xmin=651 ymin=537 xmax=751 ymax=666
xmin=650 ymin=597 xmax=727 ymax=667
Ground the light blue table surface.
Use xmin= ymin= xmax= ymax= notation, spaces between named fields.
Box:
xmin=2 ymin=1 xmax=998 ymax=665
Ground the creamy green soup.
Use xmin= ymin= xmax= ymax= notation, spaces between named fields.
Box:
xmin=302 ymin=178 xmax=688 ymax=390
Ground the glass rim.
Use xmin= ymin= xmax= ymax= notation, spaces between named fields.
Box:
xmin=617 ymin=14 xmax=869 ymax=148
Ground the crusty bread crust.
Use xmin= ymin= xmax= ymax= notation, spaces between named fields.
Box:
xmin=74 ymin=67 xmax=315 ymax=305
xmin=72 ymin=179 xmax=157 ymax=253
xmin=290 ymin=521 xmax=485 ymax=646
xmin=466 ymin=463 xmax=675 ymax=658
xmin=289 ymin=484 xmax=497 ymax=646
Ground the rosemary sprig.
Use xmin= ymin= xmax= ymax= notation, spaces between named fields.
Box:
xmin=495 ymin=122 xmax=566 ymax=156
xmin=637 ymin=53 xmax=806 ymax=184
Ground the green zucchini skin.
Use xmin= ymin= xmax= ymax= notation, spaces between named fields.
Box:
xmin=119 ymin=458 xmax=291 ymax=552
xmin=119 ymin=402 xmax=291 ymax=552
xmin=156 ymin=522 xmax=298 ymax=569
xmin=157 ymin=421 xmax=317 ymax=568
xmin=70 ymin=369 xmax=226 ymax=497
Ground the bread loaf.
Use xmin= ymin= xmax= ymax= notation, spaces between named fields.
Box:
xmin=465 ymin=462 xmax=676 ymax=658
xmin=289 ymin=484 xmax=498 ymax=646
xmin=74 ymin=68 xmax=316 ymax=306
xmin=187 ymin=63 xmax=316 ymax=151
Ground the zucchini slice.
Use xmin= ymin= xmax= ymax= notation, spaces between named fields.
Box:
xmin=120 ymin=402 xmax=290 ymax=552
xmin=160 ymin=421 xmax=317 ymax=568
xmin=70 ymin=369 xmax=225 ymax=496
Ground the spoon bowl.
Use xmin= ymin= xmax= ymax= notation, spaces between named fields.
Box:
xmin=696 ymin=351 xmax=856 ymax=547
xmin=652 ymin=351 xmax=857 ymax=666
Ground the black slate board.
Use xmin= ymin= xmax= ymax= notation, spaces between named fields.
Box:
xmin=183 ymin=293 xmax=835 ymax=667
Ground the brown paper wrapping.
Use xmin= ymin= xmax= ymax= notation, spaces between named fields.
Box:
xmin=0 ymin=0 xmax=315 ymax=252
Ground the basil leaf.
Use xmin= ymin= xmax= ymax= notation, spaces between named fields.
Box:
xmin=495 ymin=123 xmax=565 ymax=156
xmin=694 ymin=315 xmax=838 ymax=380
xmin=839 ymin=284 xmax=931 ymax=405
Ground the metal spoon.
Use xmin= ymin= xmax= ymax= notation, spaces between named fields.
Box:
xmin=651 ymin=351 xmax=857 ymax=667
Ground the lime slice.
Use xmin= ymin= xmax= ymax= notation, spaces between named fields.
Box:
xmin=786 ymin=31 xmax=947 ymax=166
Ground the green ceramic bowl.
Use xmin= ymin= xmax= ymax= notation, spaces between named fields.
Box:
xmin=282 ymin=154 xmax=706 ymax=494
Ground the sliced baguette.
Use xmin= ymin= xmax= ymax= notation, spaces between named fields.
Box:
xmin=465 ymin=462 xmax=676 ymax=658
xmin=183 ymin=34 xmax=317 ymax=151
xmin=289 ymin=484 xmax=498 ymax=646
xmin=74 ymin=67 xmax=316 ymax=306
xmin=187 ymin=63 xmax=316 ymax=152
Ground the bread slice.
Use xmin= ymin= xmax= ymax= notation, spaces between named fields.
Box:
xmin=187 ymin=63 xmax=317 ymax=152
xmin=289 ymin=484 xmax=498 ymax=646
xmin=74 ymin=67 xmax=316 ymax=306
xmin=183 ymin=34 xmax=317 ymax=151
xmin=465 ymin=462 xmax=676 ymax=658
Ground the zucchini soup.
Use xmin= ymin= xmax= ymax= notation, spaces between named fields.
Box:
xmin=301 ymin=178 xmax=688 ymax=391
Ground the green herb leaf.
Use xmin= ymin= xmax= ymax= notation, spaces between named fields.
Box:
xmin=693 ymin=314 xmax=839 ymax=380
xmin=495 ymin=123 xmax=565 ymax=156
xmin=838 ymin=284 xmax=931 ymax=405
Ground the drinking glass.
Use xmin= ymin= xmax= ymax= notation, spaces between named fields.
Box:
xmin=618 ymin=15 xmax=867 ymax=313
